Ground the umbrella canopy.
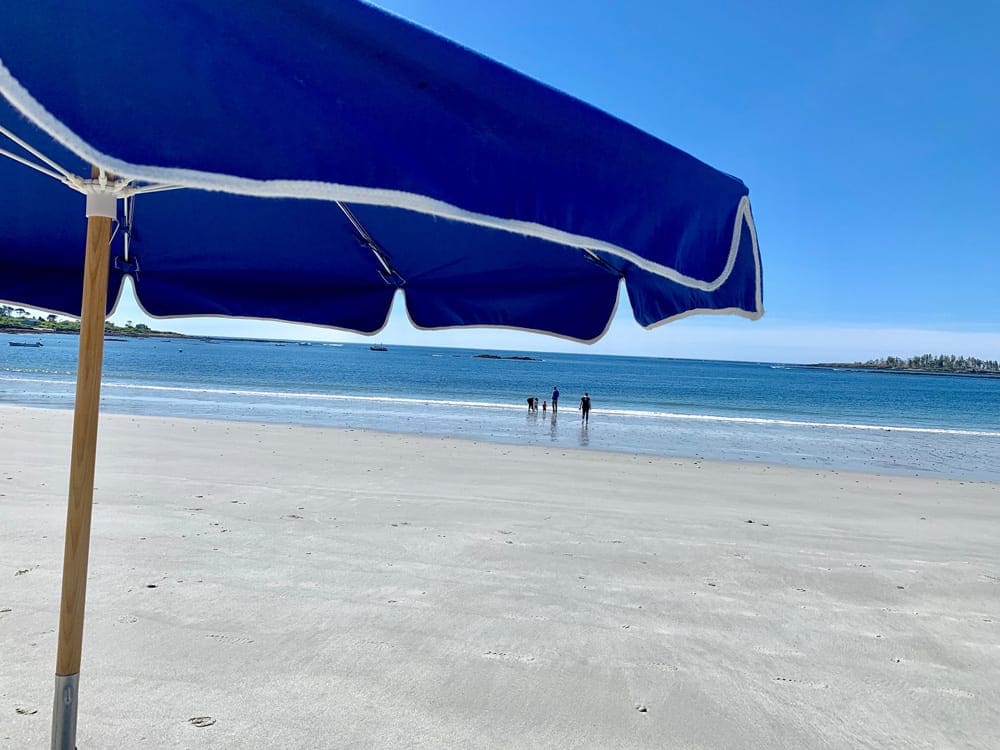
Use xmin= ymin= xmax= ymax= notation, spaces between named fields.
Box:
xmin=0 ymin=0 xmax=761 ymax=340
xmin=0 ymin=2 xmax=762 ymax=748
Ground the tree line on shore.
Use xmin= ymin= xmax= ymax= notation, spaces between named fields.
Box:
xmin=0 ymin=306 xmax=164 ymax=336
xmin=818 ymin=354 xmax=999 ymax=374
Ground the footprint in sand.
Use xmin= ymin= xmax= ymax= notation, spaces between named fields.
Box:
xmin=629 ymin=661 xmax=680 ymax=672
xmin=358 ymin=638 xmax=395 ymax=651
xmin=207 ymin=633 xmax=254 ymax=646
xmin=773 ymin=676 xmax=829 ymax=690
xmin=188 ymin=716 xmax=216 ymax=727
xmin=483 ymin=650 xmax=535 ymax=664
xmin=754 ymin=645 xmax=805 ymax=658
xmin=911 ymin=686 xmax=975 ymax=700
xmin=939 ymin=687 xmax=976 ymax=700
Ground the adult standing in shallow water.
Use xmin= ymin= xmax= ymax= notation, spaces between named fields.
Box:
xmin=580 ymin=392 xmax=591 ymax=425
xmin=552 ymin=386 xmax=560 ymax=413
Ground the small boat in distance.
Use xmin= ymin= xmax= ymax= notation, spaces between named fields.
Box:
xmin=369 ymin=343 xmax=388 ymax=352
xmin=9 ymin=340 xmax=43 ymax=347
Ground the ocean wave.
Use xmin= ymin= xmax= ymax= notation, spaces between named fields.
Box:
xmin=2 ymin=367 xmax=75 ymax=376
xmin=3 ymin=375 xmax=998 ymax=438
xmin=594 ymin=408 xmax=1000 ymax=437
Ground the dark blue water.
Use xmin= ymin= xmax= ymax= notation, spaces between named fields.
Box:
xmin=3 ymin=333 xmax=999 ymax=480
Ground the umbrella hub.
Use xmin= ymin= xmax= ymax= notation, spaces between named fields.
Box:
xmin=82 ymin=176 xmax=119 ymax=219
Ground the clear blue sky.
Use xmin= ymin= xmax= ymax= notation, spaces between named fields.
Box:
xmin=102 ymin=0 xmax=999 ymax=363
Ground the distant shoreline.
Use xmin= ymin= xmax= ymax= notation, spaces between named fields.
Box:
xmin=1 ymin=326 xmax=187 ymax=339
xmin=6 ymin=325 xmax=1000 ymax=378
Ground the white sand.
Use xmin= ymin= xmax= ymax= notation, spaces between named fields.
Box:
xmin=1 ymin=405 xmax=998 ymax=749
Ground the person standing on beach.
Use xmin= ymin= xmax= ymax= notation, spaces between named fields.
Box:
xmin=551 ymin=386 xmax=560 ymax=413
xmin=579 ymin=392 xmax=591 ymax=425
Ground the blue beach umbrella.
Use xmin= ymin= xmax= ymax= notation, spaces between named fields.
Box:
xmin=0 ymin=2 xmax=762 ymax=747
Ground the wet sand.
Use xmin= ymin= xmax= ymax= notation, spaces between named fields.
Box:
xmin=2 ymin=405 xmax=998 ymax=748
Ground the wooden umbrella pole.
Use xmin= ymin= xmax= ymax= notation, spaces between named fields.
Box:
xmin=51 ymin=167 xmax=114 ymax=750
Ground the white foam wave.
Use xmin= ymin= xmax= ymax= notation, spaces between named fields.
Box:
xmin=594 ymin=407 xmax=1000 ymax=437
xmin=2 ymin=375 xmax=997 ymax=438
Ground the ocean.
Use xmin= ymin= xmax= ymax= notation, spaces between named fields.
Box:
xmin=2 ymin=333 xmax=999 ymax=481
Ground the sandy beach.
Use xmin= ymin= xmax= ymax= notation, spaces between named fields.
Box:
xmin=1 ymin=405 xmax=998 ymax=748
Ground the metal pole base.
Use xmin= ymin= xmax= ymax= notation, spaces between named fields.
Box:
xmin=51 ymin=673 xmax=79 ymax=750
